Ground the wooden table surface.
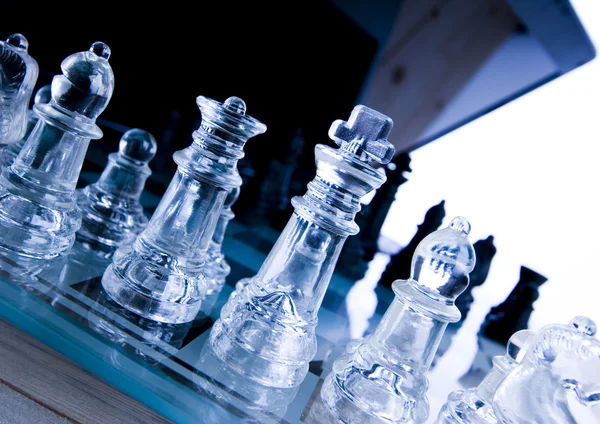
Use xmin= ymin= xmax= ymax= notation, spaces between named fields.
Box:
xmin=0 ymin=318 xmax=170 ymax=424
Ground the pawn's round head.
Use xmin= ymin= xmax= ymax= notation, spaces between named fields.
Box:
xmin=6 ymin=33 xmax=28 ymax=51
xmin=34 ymin=85 xmax=51 ymax=105
xmin=223 ymin=96 xmax=247 ymax=115
xmin=119 ymin=129 xmax=157 ymax=164
xmin=570 ymin=316 xmax=597 ymax=337
xmin=51 ymin=42 xmax=114 ymax=119
xmin=506 ymin=329 xmax=534 ymax=363
xmin=411 ymin=216 xmax=476 ymax=302
xmin=223 ymin=186 xmax=241 ymax=209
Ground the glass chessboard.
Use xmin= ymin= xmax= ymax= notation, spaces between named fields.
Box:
xmin=0 ymin=168 xmax=506 ymax=423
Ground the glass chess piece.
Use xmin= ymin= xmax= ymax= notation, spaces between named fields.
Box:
xmin=319 ymin=217 xmax=476 ymax=424
xmin=87 ymin=287 xmax=193 ymax=365
xmin=0 ymin=85 xmax=51 ymax=172
xmin=200 ymin=185 xmax=240 ymax=316
xmin=76 ymin=128 xmax=157 ymax=255
xmin=493 ymin=316 xmax=600 ymax=424
xmin=102 ymin=96 xmax=266 ymax=324
xmin=0 ymin=33 xmax=39 ymax=147
xmin=435 ymin=329 xmax=533 ymax=424
xmin=59 ymin=129 xmax=157 ymax=287
xmin=0 ymin=42 xmax=114 ymax=264
xmin=195 ymin=341 xmax=299 ymax=423
xmin=209 ymin=104 xmax=395 ymax=389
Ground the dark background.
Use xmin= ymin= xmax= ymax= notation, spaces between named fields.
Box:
xmin=5 ymin=3 xmax=378 ymax=180
xmin=7 ymin=2 xmax=595 ymax=224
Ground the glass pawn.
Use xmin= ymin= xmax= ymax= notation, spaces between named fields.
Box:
xmin=0 ymin=33 xmax=39 ymax=147
xmin=200 ymin=185 xmax=240 ymax=316
xmin=102 ymin=96 xmax=266 ymax=324
xmin=493 ymin=316 xmax=600 ymax=423
xmin=0 ymin=85 xmax=51 ymax=172
xmin=0 ymin=42 xmax=114 ymax=261
xmin=209 ymin=105 xmax=395 ymax=388
xmin=76 ymin=128 xmax=157 ymax=255
xmin=320 ymin=217 xmax=476 ymax=423
xmin=435 ymin=329 xmax=533 ymax=424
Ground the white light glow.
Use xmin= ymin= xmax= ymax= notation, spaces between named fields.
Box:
xmin=376 ymin=0 xmax=600 ymax=418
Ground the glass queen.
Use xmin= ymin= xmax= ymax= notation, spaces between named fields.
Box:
xmin=210 ymin=105 xmax=395 ymax=388
xmin=102 ymin=96 xmax=265 ymax=324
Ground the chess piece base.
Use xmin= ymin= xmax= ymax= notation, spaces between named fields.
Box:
xmin=195 ymin=342 xmax=299 ymax=419
xmin=0 ymin=181 xmax=79 ymax=260
xmin=320 ymin=372 xmax=406 ymax=424
xmin=101 ymin=243 xmax=204 ymax=324
xmin=322 ymin=348 xmax=430 ymax=424
xmin=76 ymin=186 xmax=148 ymax=254
xmin=209 ymin=318 xmax=310 ymax=389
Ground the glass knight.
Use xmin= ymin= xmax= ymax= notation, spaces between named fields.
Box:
xmin=0 ymin=33 xmax=39 ymax=147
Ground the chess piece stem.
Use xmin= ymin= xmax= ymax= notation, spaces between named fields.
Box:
xmin=336 ymin=196 xmax=376 ymax=280
xmin=102 ymin=96 xmax=265 ymax=324
xmin=210 ymin=105 xmax=395 ymax=388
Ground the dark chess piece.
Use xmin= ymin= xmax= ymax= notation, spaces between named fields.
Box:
xmin=253 ymin=128 xmax=305 ymax=223
xmin=455 ymin=235 xmax=497 ymax=323
xmin=361 ymin=152 xmax=412 ymax=263
xmin=378 ymin=199 xmax=446 ymax=288
xmin=479 ymin=265 xmax=548 ymax=345
xmin=235 ymin=127 xmax=305 ymax=227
